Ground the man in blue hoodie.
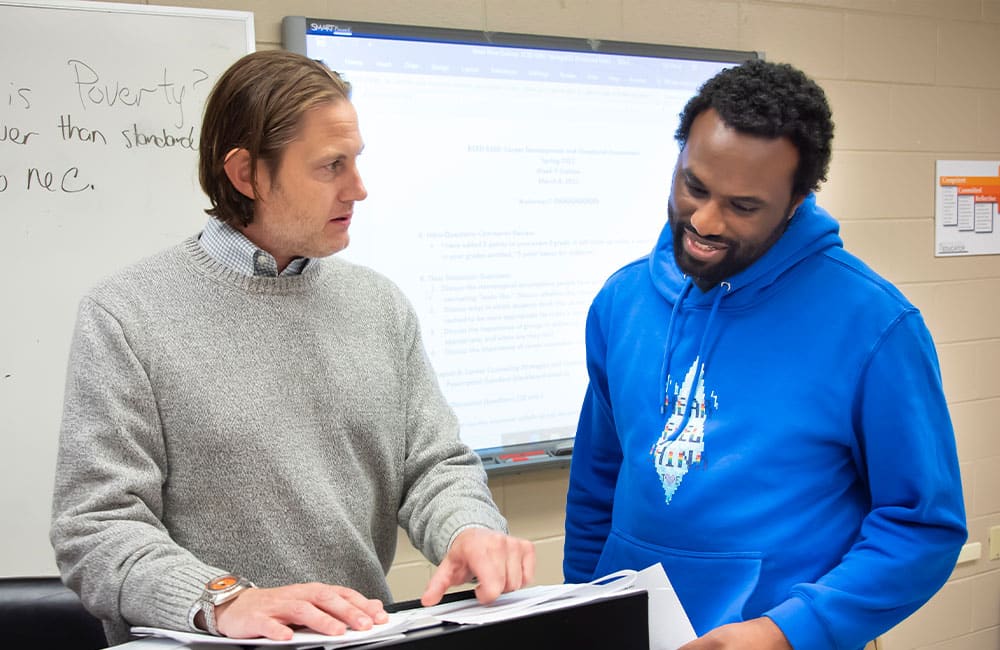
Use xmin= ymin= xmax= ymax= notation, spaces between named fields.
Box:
xmin=563 ymin=60 xmax=967 ymax=650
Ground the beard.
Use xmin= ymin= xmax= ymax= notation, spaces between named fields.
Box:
xmin=669 ymin=201 xmax=792 ymax=290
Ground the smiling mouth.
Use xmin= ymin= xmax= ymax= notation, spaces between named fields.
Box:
xmin=689 ymin=236 xmax=724 ymax=251
xmin=683 ymin=230 xmax=728 ymax=261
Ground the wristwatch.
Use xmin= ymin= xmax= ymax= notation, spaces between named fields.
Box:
xmin=188 ymin=574 xmax=255 ymax=636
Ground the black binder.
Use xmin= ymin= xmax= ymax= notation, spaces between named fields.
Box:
xmin=367 ymin=589 xmax=650 ymax=649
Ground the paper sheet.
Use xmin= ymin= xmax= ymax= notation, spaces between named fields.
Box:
xmin=131 ymin=563 xmax=696 ymax=649
xmin=633 ymin=563 xmax=697 ymax=649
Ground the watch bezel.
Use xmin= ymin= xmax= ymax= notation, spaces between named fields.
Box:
xmin=205 ymin=575 xmax=248 ymax=604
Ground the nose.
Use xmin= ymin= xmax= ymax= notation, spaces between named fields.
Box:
xmin=344 ymin=166 xmax=368 ymax=202
xmin=354 ymin=173 xmax=368 ymax=202
xmin=689 ymin=200 xmax=724 ymax=237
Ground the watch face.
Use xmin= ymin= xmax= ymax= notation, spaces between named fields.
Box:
xmin=208 ymin=576 xmax=239 ymax=592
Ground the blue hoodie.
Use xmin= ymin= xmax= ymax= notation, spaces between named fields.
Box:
xmin=563 ymin=196 xmax=967 ymax=650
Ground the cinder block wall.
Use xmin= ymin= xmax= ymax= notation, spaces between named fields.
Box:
xmin=130 ymin=1 xmax=999 ymax=647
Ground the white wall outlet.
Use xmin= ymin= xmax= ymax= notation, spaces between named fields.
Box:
xmin=956 ymin=542 xmax=981 ymax=564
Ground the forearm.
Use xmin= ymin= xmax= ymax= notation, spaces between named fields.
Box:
xmin=399 ymin=408 xmax=507 ymax=564
xmin=397 ymin=327 xmax=506 ymax=564
xmin=563 ymin=375 xmax=620 ymax=583
xmin=51 ymin=416 xmax=225 ymax=637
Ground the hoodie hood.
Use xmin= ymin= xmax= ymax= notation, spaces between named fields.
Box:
xmin=648 ymin=193 xmax=843 ymax=308
xmin=647 ymin=193 xmax=843 ymax=416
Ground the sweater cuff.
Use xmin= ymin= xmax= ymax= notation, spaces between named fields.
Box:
xmin=765 ymin=596 xmax=836 ymax=650
xmin=433 ymin=510 xmax=508 ymax=563
xmin=448 ymin=524 xmax=486 ymax=551
xmin=150 ymin=563 xmax=228 ymax=633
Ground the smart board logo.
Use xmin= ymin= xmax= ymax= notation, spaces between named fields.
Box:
xmin=310 ymin=22 xmax=353 ymax=36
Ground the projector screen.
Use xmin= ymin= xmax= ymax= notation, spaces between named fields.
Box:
xmin=283 ymin=17 xmax=757 ymax=473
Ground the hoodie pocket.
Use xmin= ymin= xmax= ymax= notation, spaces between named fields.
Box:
xmin=594 ymin=528 xmax=762 ymax=635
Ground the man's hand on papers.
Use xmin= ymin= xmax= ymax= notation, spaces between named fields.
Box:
xmin=214 ymin=583 xmax=389 ymax=641
xmin=421 ymin=528 xmax=535 ymax=606
xmin=679 ymin=617 xmax=792 ymax=650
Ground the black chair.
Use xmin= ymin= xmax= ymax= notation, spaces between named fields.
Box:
xmin=0 ymin=577 xmax=107 ymax=649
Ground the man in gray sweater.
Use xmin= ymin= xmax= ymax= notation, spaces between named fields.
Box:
xmin=50 ymin=50 xmax=534 ymax=646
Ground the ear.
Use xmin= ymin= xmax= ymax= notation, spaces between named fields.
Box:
xmin=222 ymin=148 xmax=256 ymax=200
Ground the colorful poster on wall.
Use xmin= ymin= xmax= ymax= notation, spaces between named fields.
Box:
xmin=935 ymin=160 xmax=1000 ymax=257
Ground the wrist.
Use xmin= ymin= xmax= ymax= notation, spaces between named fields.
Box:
xmin=447 ymin=524 xmax=480 ymax=551
xmin=187 ymin=574 xmax=255 ymax=636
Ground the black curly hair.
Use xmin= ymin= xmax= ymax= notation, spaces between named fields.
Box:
xmin=675 ymin=59 xmax=834 ymax=197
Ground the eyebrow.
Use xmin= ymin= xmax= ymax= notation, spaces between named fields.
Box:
xmin=321 ymin=142 xmax=365 ymax=162
xmin=682 ymin=168 xmax=766 ymax=206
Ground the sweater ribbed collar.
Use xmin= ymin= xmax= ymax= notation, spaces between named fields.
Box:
xmin=180 ymin=237 xmax=326 ymax=295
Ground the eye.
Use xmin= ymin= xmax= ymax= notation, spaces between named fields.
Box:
xmin=731 ymin=202 xmax=757 ymax=214
xmin=685 ymin=180 xmax=708 ymax=197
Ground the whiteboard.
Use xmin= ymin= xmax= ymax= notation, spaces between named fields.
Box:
xmin=0 ymin=0 xmax=253 ymax=576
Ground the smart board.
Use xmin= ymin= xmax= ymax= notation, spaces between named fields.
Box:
xmin=283 ymin=16 xmax=757 ymax=473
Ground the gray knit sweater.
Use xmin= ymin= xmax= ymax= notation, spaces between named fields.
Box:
xmin=50 ymin=238 xmax=506 ymax=644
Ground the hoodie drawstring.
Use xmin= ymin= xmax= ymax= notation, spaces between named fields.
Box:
xmin=659 ymin=277 xmax=693 ymax=415
xmin=660 ymin=281 xmax=730 ymax=437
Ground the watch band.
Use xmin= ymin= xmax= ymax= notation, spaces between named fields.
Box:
xmin=201 ymin=597 xmax=221 ymax=637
